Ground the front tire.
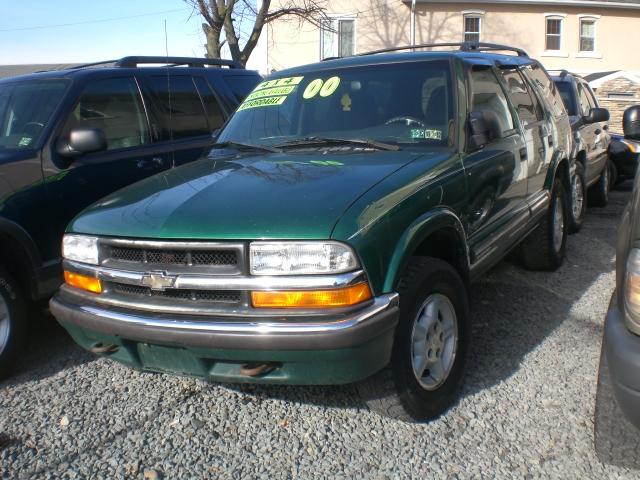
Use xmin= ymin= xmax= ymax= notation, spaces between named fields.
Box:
xmin=357 ymin=257 xmax=469 ymax=422
xmin=568 ymin=163 xmax=587 ymax=234
xmin=521 ymin=178 xmax=568 ymax=271
xmin=594 ymin=344 xmax=640 ymax=468
xmin=0 ymin=267 xmax=27 ymax=380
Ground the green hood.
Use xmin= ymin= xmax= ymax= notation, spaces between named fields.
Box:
xmin=69 ymin=151 xmax=424 ymax=240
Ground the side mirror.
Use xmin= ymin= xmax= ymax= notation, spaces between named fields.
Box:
xmin=623 ymin=105 xmax=640 ymax=141
xmin=583 ymin=107 xmax=610 ymax=125
xmin=468 ymin=110 xmax=503 ymax=151
xmin=56 ymin=128 xmax=107 ymax=158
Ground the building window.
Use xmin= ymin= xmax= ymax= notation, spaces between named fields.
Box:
xmin=464 ymin=16 xmax=481 ymax=43
xmin=545 ymin=17 xmax=563 ymax=50
xmin=321 ymin=18 xmax=355 ymax=59
xmin=580 ymin=19 xmax=596 ymax=52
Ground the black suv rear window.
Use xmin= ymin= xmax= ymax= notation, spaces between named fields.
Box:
xmin=223 ymin=74 xmax=262 ymax=102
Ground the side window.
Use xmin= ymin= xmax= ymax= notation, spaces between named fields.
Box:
xmin=501 ymin=69 xmax=542 ymax=126
xmin=222 ymin=74 xmax=261 ymax=102
xmin=585 ymin=84 xmax=599 ymax=109
xmin=470 ymin=69 xmax=515 ymax=136
xmin=147 ymin=75 xmax=210 ymax=140
xmin=526 ymin=65 xmax=566 ymax=117
xmin=62 ymin=77 xmax=150 ymax=151
xmin=576 ymin=83 xmax=592 ymax=117
xmin=193 ymin=76 xmax=225 ymax=130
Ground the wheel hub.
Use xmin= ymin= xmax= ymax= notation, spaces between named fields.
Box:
xmin=410 ymin=293 xmax=458 ymax=391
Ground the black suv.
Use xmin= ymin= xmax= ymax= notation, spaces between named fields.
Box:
xmin=595 ymin=106 xmax=640 ymax=467
xmin=0 ymin=56 xmax=260 ymax=377
xmin=551 ymin=70 xmax=611 ymax=232
xmin=52 ymin=43 xmax=574 ymax=421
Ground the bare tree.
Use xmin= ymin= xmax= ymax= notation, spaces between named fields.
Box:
xmin=186 ymin=0 xmax=327 ymax=66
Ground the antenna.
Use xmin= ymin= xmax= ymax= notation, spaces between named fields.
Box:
xmin=165 ymin=19 xmax=175 ymax=168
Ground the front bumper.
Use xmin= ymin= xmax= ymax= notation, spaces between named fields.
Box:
xmin=50 ymin=291 xmax=399 ymax=385
xmin=603 ymin=292 xmax=640 ymax=428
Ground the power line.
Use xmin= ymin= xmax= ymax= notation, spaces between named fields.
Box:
xmin=0 ymin=8 xmax=192 ymax=33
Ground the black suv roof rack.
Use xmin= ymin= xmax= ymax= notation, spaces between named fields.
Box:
xmin=351 ymin=41 xmax=528 ymax=58
xmin=69 ymin=56 xmax=240 ymax=70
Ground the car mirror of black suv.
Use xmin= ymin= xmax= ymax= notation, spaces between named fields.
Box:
xmin=56 ymin=128 xmax=107 ymax=158
xmin=583 ymin=107 xmax=610 ymax=125
xmin=467 ymin=110 xmax=503 ymax=151
xmin=623 ymin=105 xmax=640 ymax=141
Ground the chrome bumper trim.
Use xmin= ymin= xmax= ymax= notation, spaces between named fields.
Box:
xmin=73 ymin=293 xmax=399 ymax=335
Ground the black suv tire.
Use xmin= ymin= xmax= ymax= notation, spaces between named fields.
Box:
xmin=0 ymin=267 xmax=27 ymax=379
xmin=568 ymin=163 xmax=587 ymax=234
xmin=589 ymin=160 xmax=611 ymax=207
xmin=357 ymin=257 xmax=469 ymax=422
xmin=594 ymin=344 xmax=640 ymax=468
xmin=521 ymin=177 xmax=568 ymax=271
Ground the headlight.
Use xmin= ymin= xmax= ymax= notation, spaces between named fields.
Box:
xmin=250 ymin=241 xmax=359 ymax=275
xmin=62 ymin=234 xmax=99 ymax=265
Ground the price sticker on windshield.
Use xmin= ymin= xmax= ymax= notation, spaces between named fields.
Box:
xmin=303 ymin=76 xmax=341 ymax=99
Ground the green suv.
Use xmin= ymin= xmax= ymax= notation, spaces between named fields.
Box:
xmin=51 ymin=43 xmax=573 ymax=421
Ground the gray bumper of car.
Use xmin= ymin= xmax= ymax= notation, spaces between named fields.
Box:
xmin=603 ymin=292 xmax=640 ymax=429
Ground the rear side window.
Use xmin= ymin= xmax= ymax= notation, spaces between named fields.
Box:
xmin=61 ymin=77 xmax=150 ymax=151
xmin=525 ymin=65 xmax=566 ymax=118
xmin=554 ymin=81 xmax=577 ymax=116
xmin=470 ymin=69 xmax=515 ymax=135
xmin=147 ymin=75 xmax=210 ymax=140
xmin=576 ymin=83 xmax=593 ymax=117
xmin=223 ymin=74 xmax=261 ymax=102
xmin=501 ymin=69 xmax=542 ymax=126
xmin=192 ymin=76 xmax=225 ymax=130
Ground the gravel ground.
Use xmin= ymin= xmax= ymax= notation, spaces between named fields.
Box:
xmin=1 ymin=185 xmax=637 ymax=479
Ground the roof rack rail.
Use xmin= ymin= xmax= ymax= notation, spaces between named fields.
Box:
xmin=352 ymin=41 xmax=529 ymax=58
xmin=70 ymin=56 xmax=241 ymax=70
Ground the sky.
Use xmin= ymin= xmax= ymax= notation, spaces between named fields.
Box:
xmin=0 ymin=0 xmax=212 ymax=64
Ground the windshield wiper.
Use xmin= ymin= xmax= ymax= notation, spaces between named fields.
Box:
xmin=211 ymin=141 xmax=282 ymax=153
xmin=276 ymin=136 xmax=400 ymax=151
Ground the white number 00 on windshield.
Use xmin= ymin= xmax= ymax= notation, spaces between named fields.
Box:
xmin=303 ymin=77 xmax=341 ymax=99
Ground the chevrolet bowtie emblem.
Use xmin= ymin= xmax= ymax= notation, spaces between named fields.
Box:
xmin=141 ymin=271 xmax=177 ymax=291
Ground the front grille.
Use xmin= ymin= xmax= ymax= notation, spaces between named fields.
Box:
xmin=107 ymin=246 xmax=237 ymax=267
xmin=109 ymin=282 xmax=242 ymax=304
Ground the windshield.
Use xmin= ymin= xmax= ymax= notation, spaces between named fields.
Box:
xmin=217 ymin=60 xmax=455 ymax=150
xmin=554 ymin=81 xmax=577 ymax=116
xmin=0 ymin=79 xmax=69 ymax=150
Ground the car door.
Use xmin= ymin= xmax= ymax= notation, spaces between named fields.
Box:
xmin=140 ymin=73 xmax=224 ymax=168
xmin=463 ymin=67 xmax=529 ymax=262
xmin=584 ymin=81 xmax=610 ymax=179
xmin=500 ymin=67 xmax=551 ymax=196
xmin=41 ymin=75 xmax=172 ymax=260
xmin=575 ymin=81 xmax=601 ymax=185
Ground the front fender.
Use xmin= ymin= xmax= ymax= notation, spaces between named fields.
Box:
xmin=382 ymin=207 xmax=469 ymax=292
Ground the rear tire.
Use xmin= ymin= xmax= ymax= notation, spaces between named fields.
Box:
xmin=568 ymin=163 xmax=586 ymax=234
xmin=0 ymin=267 xmax=27 ymax=380
xmin=357 ymin=257 xmax=469 ymax=422
xmin=589 ymin=160 xmax=610 ymax=207
xmin=521 ymin=178 xmax=567 ymax=271
xmin=594 ymin=344 xmax=640 ymax=468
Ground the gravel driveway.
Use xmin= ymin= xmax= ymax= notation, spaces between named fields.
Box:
xmin=1 ymin=185 xmax=637 ymax=479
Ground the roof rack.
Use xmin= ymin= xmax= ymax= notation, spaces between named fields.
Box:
xmin=547 ymin=69 xmax=581 ymax=79
xmin=351 ymin=41 xmax=529 ymax=58
xmin=69 ymin=56 xmax=241 ymax=70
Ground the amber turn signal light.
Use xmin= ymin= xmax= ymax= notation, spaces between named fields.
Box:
xmin=251 ymin=282 xmax=372 ymax=308
xmin=64 ymin=271 xmax=102 ymax=294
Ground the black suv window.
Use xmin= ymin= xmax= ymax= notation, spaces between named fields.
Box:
xmin=223 ymin=74 xmax=261 ymax=102
xmin=147 ymin=75 xmax=210 ymax=140
xmin=61 ymin=77 xmax=150 ymax=151
xmin=501 ymin=69 xmax=543 ymax=125
xmin=470 ymin=69 xmax=515 ymax=135
xmin=192 ymin=76 xmax=224 ymax=130
xmin=526 ymin=65 xmax=566 ymax=118
xmin=0 ymin=79 xmax=69 ymax=149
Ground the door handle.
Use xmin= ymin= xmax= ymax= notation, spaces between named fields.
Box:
xmin=519 ymin=147 xmax=528 ymax=160
xmin=603 ymin=125 xmax=609 ymax=131
xmin=595 ymin=128 xmax=602 ymax=135
xmin=547 ymin=134 xmax=554 ymax=147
